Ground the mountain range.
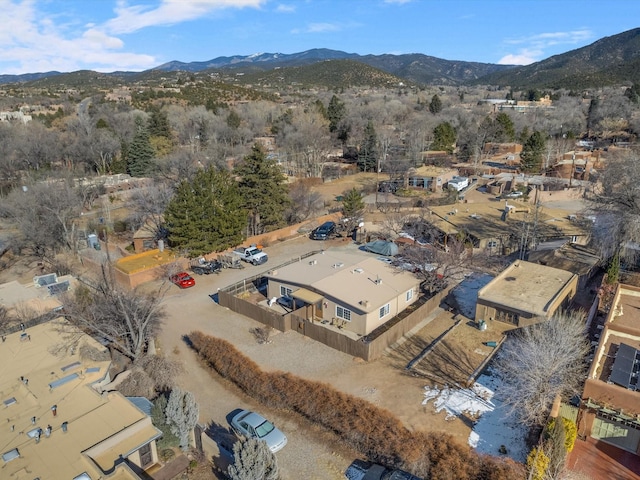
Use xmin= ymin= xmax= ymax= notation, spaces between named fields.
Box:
xmin=1 ymin=28 xmax=639 ymax=90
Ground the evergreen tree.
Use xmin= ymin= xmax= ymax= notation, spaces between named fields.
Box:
xmin=164 ymin=167 xmax=246 ymax=257
xmin=358 ymin=120 xmax=378 ymax=172
xmin=165 ymin=388 xmax=199 ymax=451
xmin=127 ymin=118 xmax=155 ymax=177
xmin=494 ymin=112 xmax=516 ymax=142
xmin=148 ymin=109 xmax=172 ymax=139
xmin=428 ymin=94 xmax=442 ymax=114
xmin=313 ymin=99 xmax=327 ymax=119
xmin=235 ymin=144 xmax=291 ymax=236
xmin=431 ymin=122 xmax=457 ymax=154
xmin=227 ymin=438 xmax=279 ymax=480
xmin=327 ymin=95 xmax=346 ymax=133
xmin=625 ymin=82 xmax=640 ymax=104
xmin=227 ymin=109 xmax=242 ymax=129
xmin=520 ymin=130 xmax=546 ymax=173
xmin=341 ymin=187 xmax=365 ymax=235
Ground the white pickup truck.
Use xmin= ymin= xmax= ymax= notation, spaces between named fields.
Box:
xmin=234 ymin=245 xmax=268 ymax=265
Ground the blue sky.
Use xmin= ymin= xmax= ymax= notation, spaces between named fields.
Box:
xmin=0 ymin=0 xmax=638 ymax=75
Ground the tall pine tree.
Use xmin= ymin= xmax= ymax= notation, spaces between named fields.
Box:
xmin=235 ymin=144 xmax=291 ymax=236
xmin=127 ymin=117 xmax=155 ymax=177
xmin=327 ymin=95 xmax=346 ymax=133
xmin=520 ymin=131 xmax=546 ymax=173
xmin=358 ymin=120 xmax=378 ymax=172
xmin=164 ymin=167 xmax=246 ymax=257
xmin=431 ymin=122 xmax=457 ymax=154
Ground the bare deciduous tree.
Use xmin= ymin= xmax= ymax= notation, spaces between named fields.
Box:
xmin=127 ymin=182 xmax=174 ymax=235
xmin=0 ymin=179 xmax=82 ymax=258
xmin=589 ymin=151 xmax=640 ymax=261
xmin=494 ymin=310 xmax=590 ymax=426
xmin=61 ymin=267 xmax=166 ymax=362
xmin=285 ymin=181 xmax=323 ymax=224
xmin=228 ymin=438 xmax=280 ymax=480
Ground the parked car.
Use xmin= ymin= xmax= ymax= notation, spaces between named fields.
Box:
xmin=503 ymin=190 xmax=523 ymax=199
xmin=276 ymin=295 xmax=295 ymax=310
xmin=345 ymin=460 xmax=422 ymax=480
xmin=310 ymin=221 xmax=336 ymax=240
xmin=170 ymin=272 xmax=195 ymax=288
xmin=234 ymin=245 xmax=268 ymax=265
xmin=230 ymin=410 xmax=287 ymax=453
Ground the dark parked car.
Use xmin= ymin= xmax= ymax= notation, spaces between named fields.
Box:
xmin=311 ymin=221 xmax=336 ymax=240
xmin=345 ymin=460 xmax=422 ymax=480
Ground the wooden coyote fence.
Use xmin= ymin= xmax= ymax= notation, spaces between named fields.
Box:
xmin=218 ymin=263 xmax=453 ymax=360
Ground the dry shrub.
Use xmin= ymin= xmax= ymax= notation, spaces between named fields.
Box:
xmin=139 ymin=355 xmax=183 ymax=392
xmin=249 ymin=325 xmax=273 ymax=344
xmin=79 ymin=342 xmax=111 ymax=361
xmin=117 ymin=368 xmax=155 ymax=398
xmin=188 ymin=331 xmax=521 ymax=480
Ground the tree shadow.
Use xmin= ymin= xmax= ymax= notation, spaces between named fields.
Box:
xmin=202 ymin=419 xmax=237 ymax=475
xmin=411 ymin=338 xmax=480 ymax=385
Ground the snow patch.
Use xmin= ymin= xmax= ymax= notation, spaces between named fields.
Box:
xmin=450 ymin=273 xmax=493 ymax=319
xmin=422 ymin=373 xmax=528 ymax=462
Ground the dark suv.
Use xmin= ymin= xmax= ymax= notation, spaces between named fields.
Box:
xmin=311 ymin=221 xmax=336 ymax=240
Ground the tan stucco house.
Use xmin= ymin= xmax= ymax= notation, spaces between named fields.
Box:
xmin=0 ymin=319 xmax=162 ymax=480
xmin=475 ymin=260 xmax=578 ymax=327
xmin=264 ymin=251 xmax=421 ymax=336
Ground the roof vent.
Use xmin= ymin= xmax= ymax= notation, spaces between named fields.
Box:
xmin=332 ymin=262 xmax=344 ymax=268
xmin=309 ymin=260 xmax=317 ymax=265
xmin=359 ymin=300 xmax=369 ymax=307
xmin=353 ymin=268 xmax=364 ymax=274
xmin=374 ymin=276 xmax=382 ymax=285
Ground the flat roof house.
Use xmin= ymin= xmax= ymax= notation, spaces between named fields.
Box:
xmin=427 ymin=202 xmax=590 ymax=251
xmin=475 ymin=260 xmax=578 ymax=327
xmin=264 ymin=251 xmax=421 ymax=336
xmin=0 ymin=319 xmax=162 ymax=480
xmin=578 ymin=283 xmax=640 ymax=460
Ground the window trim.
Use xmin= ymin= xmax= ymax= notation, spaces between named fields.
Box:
xmin=280 ymin=286 xmax=292 ymax=297
xmin=406 ymin=289 xmax=413 ymax=302
xmin=336 ymin=305 xmax=352 ymax=322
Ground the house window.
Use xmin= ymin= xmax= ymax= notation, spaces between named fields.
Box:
xmin=336 ymin=306 xmax=351 ymax=322
xmin=496 ymin=310 xmax=519 ymax=325
xmin=487 ymin=241 xmax=498 ymax=248
xmin=406 ymin=289 xmax=413 ymax=302
xmin=279 ymin=286 xmax=292 ymax=297
xmin=379 ymin=304 xmax=390 ymax=319
xmin=139 ymin=442 xmax=153 ymax=469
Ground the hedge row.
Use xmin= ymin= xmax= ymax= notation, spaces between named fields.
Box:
xmin=189 ymin=331 xmax=522 ymax=480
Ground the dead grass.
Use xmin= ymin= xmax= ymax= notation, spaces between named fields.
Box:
xmin=115 ymin=248 xmax=178 ymax=274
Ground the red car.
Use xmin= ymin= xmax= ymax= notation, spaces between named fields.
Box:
xmin=170 ymin=272 xmax=195 ymax=288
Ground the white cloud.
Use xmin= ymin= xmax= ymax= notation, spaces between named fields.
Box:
xmin=306 ymin=22 xmax=340 ymax=33
xmin=106 ymin=0 xmax=266 ymax=34
xmin=0 ymin=0 xmax=267 ymax=73
xmin=499 ymin=29 xmax=593 ymax=65
xmin=275 ymin=3 xmax=295 ymax=13
xmin=497 ymin=53 xmax=538 ymax=66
